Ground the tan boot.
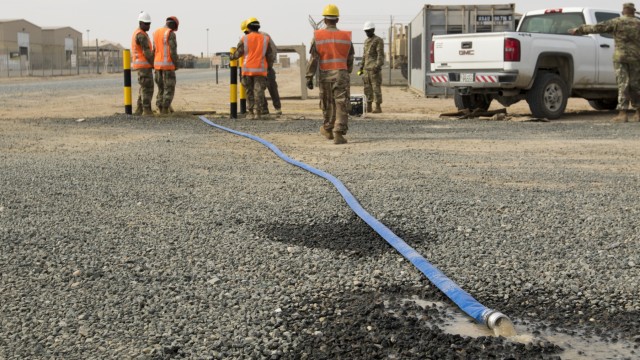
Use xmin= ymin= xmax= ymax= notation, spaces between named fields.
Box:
xmin=160 ymin=106 xmax=169 ymax=115
xmin=372 ymin=103 xmax=382 ymax=113
xmin=134 ymin=105 xmax=143 ymax=116
xmin=168 ymin=105 xmax=174 ymax=113
xmin=632 ymin=109 xmax=640 ymax=122
xmin=255 ymin=110 xmax=263 ymax=120
xmin=333 ymin=132 xmax=347 ymax=145
xmin=143 ymin=106 xmax=153 ymax=116
xmin=366 ymin=102 xmax=373 ymax=113
xmin=320 ymin=126 xmax=333 ymax=140
xmin=611 ymin=110 xmax=628 ymax=123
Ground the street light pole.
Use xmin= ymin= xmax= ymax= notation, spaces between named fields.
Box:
xmin=86 ymin=29 xmax=90 ymax=74
xmin=206 ymin=28 xmax=210 ymax=58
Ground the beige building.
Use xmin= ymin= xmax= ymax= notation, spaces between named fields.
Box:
xmin=1 ymin=19 xmax=87 ymax=76
xmin=42 ymin=26 xmax=82 ymax=70
xmin=0 ymin=19 xmax=43 ymax=73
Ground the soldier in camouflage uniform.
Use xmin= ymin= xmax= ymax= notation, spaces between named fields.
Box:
xmin=153 ymin=17 xmax=179 ymax=115
xmin=131 ymin=12 xmax=154 ymax=116
xmin=570 ymin=3 xmax=640 ymax=122
xmin=260 ymin=34 xmax=282 ymax=116
xmin=306 ymin=4 xmax=355 ymax=144
xmin=231 ymin=18 xmax=273 ymax=120
xmin=359 ymin=21 xmax=385 ymax=113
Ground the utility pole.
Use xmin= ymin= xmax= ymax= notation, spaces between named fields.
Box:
xmin=86 ymin=29 xmax=90 ymax=73
xmin=389 ymin=15 xmax=393 ymax=85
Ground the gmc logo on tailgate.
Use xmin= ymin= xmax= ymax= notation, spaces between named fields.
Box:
xmin=460 ymin=42 xmax=474 ymax=55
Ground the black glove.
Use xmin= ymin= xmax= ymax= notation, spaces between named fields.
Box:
xmin=306 ymin=78 xmax=314 ymax=90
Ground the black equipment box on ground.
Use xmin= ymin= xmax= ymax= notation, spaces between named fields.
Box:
xmin=349 ymin=95 xmax=365 ymax=116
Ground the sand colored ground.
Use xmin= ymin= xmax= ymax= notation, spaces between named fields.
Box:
xmin=0 ymin=67 xmax=599 ymax=121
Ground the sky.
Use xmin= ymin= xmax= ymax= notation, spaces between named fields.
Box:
xmin=2 ymin=0 xmax=625 ymax=56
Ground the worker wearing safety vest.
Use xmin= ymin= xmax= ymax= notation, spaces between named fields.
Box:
xmin=231 ymin=17 xmax=273 ymax=120
xmin=153 ymin=16 xmax=179 ymax=115
xmin=239 ymin=19 xmax=281 ymax=116
xmin=131 ymin=11 xmax=155 ymax=116
xmin=306 ymin=4 xmax=355 ymax=144
xmin=360 ymin=21 xmax=385 ymax=113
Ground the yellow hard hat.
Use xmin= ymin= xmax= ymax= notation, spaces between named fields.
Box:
xmin=322 ymin=4 xmax=339 ymax=18
xmin=246 ymin=17 xmax=259 ymax=26
xmin=240 ymin=19 xmax=248 ymax=32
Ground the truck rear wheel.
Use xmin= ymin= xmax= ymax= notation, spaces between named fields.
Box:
xmin=454 ymin=93 xmax=492 ymax=111
xmin=526 ymin=72 xmax=568 ymax=119
xmin=588 ymin=99 xmax=618 ymax=111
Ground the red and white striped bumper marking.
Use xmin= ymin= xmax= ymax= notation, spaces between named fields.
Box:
xmin=475 ymin=75 xmax=498 ymax=83
xmin=431 ymin=75 xmax=449 ymax=83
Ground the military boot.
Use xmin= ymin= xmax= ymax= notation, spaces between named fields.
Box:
xmin=320 ymin=126 xmax=333 ymax=140
xmin=168 ymin=105 xmax=174 ymax=113
xmin=134 ymin=105 xmax=143 ymax=116
xmin=366 ymin=102 xmax=373 ymax=113
xmin=611 ymin=110 xmax=628 ymax=123
xmin=160 ymin=106 xmax=170 ymax=115
xmin=143 ymin=106 xmax=153 ymax=116
xmin=372 ymin=103 xmax=382 ymax=113
xmin=255 ymin=110 xmax=263 ymax=120
xmin=633 ymin=109 xmax=640 ymax=122
xmin=333 ymin=132 xmax=347 ymax=145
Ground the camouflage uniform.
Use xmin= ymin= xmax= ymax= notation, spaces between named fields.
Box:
xmin=154 ymin=30 xmax=178 ymax=111
xmin=134 ymin=31 xmax=155 ymax=113
xmin=231 ymin=32 xmax=273 ymax=118
xmin=260 ymin=32 xmax=281 ymax=114
xmin=306 ymin=24 xmax=355 ymax=135
xmin=575 ymin=13 xmax=640 ymax=110
xmin=361 ymin=34 xmax=385 ymax=106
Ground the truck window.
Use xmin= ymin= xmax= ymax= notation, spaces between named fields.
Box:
xmin=519 ymin=13 xmax=585 ymax=34
xmin=594 ymin=12 xmax=620 ymax=39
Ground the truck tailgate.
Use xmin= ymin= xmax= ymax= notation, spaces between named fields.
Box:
xmin=432 ymin=32 xmax=510 ymax=71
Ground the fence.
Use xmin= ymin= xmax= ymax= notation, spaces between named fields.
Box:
xmin=0 ymin=46 xmax=123 ymax=78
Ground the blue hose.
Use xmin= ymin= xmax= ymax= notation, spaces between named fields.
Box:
xmin=199 ymin=116 xmax=505 ymax=327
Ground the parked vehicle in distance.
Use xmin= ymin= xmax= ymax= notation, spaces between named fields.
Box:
xmin=428 ymin=8 xmax=626 ymax=119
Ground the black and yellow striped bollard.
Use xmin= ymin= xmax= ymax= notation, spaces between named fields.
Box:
xmin=230 ymin=47 xmax=238 ymax=119
xmin=239 ymin=55 xmax=247 ymax=114
xmin=123 ymin=49 xmax=132 ymax=115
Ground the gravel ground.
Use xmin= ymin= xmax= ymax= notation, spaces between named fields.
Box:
xmin=1 ymin=115 xmax=639 ymax=359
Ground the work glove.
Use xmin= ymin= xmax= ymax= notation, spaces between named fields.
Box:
xmin=306 ymin=78 xmax=314 ymax=90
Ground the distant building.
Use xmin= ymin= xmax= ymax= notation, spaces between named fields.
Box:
xmin=0 ymin=18 xmax=120 ymax=76
xmin=82 ymin=39 xmax=124 ymax=73
xmin=0 ymin=19 xmax=44 ymax=73
xmin=42 ymin=26 xmax=82 ymax=70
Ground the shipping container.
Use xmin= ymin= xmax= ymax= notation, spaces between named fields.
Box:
xmin=408 ymin=3 xmax=518 ymax=96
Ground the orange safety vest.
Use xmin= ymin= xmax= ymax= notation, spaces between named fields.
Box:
xmin=153 ymin=27 xmax=175 ymax=70
xmin=242 ymin=32 xmax=269 ymax=77
xmin=314 ymin=29 xmax=352 ymax=71
xmin=131 ymin=28 xmax=152 ymax=70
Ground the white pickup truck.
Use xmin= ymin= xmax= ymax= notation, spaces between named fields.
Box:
xmin=428 ymin=8 xmax=625 ymax=119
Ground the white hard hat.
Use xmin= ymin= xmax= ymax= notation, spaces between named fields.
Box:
xmin=363 ymin=21 xmax=375 ymax=30
xmin=138 ymin=11 xmax=151 ymax=23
